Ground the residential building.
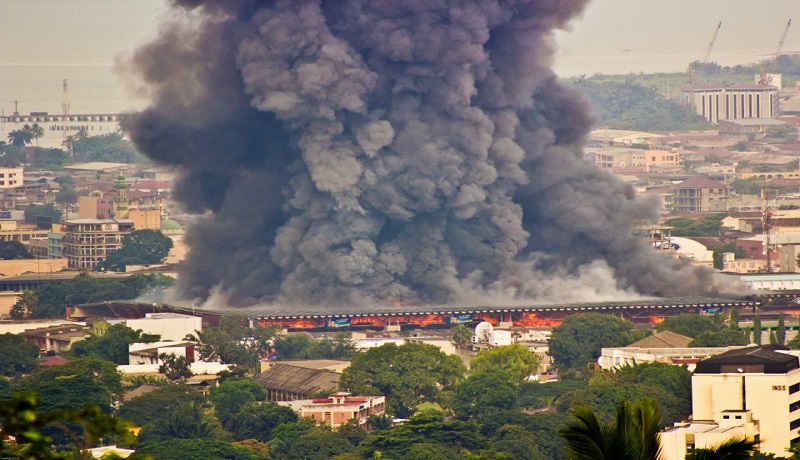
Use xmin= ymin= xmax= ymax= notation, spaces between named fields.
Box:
xmin=0 ymin=220 xmax=50 ymax=244
xmin=719 ymin=118 xmax=787 ymax=139
xmin=591 ymin=147 xmax=646 ymax=170
xmin=673 ymin=176 xmax=730 ymax=213
xmin=0 ymin=168 xmax=23 ymax=189
xmin=279 ymin=392 xmax=386 ymax=429
xmin=683 ymin=84 xmax=779 ymax=124
xmin=660 ymin=346 xmax=800 ymax=459
xmin=22 ymin=324 xmax=91 ymax=353
xmin=127 ymin=341 xmax=196 ymax=365
xmin=60 ymin=219 xmax=131 ymax=269
xmin=645 ymin=149 xmax=680 ymax=172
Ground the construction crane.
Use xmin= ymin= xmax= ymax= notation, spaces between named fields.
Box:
xmin=688 ymin=21 xmax=722 ymax=85
xmin=758 ymin=19 xmax=792 ymax=85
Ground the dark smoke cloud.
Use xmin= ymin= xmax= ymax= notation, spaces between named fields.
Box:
xmin=123 ymin=0 xmax=724 ymax=307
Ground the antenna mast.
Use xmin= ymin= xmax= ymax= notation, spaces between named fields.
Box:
xmin=61 ymin=79 xmax=72 ymax=153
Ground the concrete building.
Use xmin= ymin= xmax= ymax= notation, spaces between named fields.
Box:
xmin=673 ymin=176 xmax=730 ymax=213
xmin=660 ymin=346 xmax=800 ymax=459
xmin=279 ymin=392 xmax=386 ymax=429
xmin=60 ymin=219 xmax=131 ymax=269
xmin=0 ymin=168 xmax=24 ymax=189
xmin=255 ymin=362 xmax=342 ymax=402
xmin=119 ymin=313 xmax=202 ymax=342
xmin=683 ymin=84 xmax=779 ymax=124
xmin=645 ymin=149 xmax=681 ymax=172
xmin=719 ymin=118 xmax=787 ymax=139
xmin=21 ymin=323 xmax=91 ymax=353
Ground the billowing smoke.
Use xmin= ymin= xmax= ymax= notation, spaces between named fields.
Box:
xmin=123 ymin=0 xmax=722 ymax=307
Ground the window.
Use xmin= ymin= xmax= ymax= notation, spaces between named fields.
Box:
xmin=791 ymin=418 xmax=800 ymax=430
xmin=790 ymin=401 xmax=800 ymax=412
xmin=790 ymin=383 xmax=800 ymax=394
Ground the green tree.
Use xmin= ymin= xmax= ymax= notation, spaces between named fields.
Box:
xmin=729 ymin=309 xmax=740 ymax=330
xmin=663 ymin=214 xmax=725 ymax=237
xmin=0 ymin=392 xmax=132 ymax=460
xmin=689 ymin=329 xmax=749 ymax=347
xmin=72 ymin=132 xmax=142 ymax=164
xmin=158 ymin=353 xmax=193 ymax=382
xmin=655 ymin=314 xmax=722 ymax=338
xmin=272 ymin=332 xmax=355 ymax=360
xmin=29 ymin=147 xmax=71 ymax=170
xmin=470 ymin=344 xmax=540 ymax=385
xmin=559 ymin=398 xmax=663 ymax=460
xmin=339 ymin=342 xmax=466 ymax=417
xmin=450 ymin=324 xmax=473 ymax=349
xmin=133 ymin=438 xmax=258 ymax=460
xmin=286 ymin=427 xmax=354 ymax=460
xmin=777 ymin=313 xmax=787 ymax=346
xmin=753 ymin=315 xmax=762 ymax=345
xmin=11 ymin=357 xmax=122 ymax=414
xmin=549 ymin=313 xmax=644 ymax=375
xmin=137 ymin=400 xmax=228 ymax=444
xmin=24 ymin=202 xmax=61 ymax=226
xmin=70 ymin=323 xmax=160 ymax=364
xmin=29 ymin=123 xmax=45 ymax=146
xmin=8 ymin=126 xmax=33 ymax=146
xmin=189 ymin=316 xmax=279 ymax=369
xmin=96 ymin=229 xmax=173 ymax=272
xmin=55 ymin=184 xmax=79 ymax=215
xmin=210 ymin=379 xmax=267 ymax=429
xmin=117 ymin=384 xmax=206 ymax=427
xmin=227 ymin=402 xmax=298 ymax=443
xmin=0 ymin=241 xmax=34 ymax=259
xmin=517 ymin=379 xmax=588 ymax=410
xmin=0 ymin=333 xmax=40 ymax=377
xmin=452 ymin=368 xmax=518 ymax=419
xmin=684 ymin=438 xmax=758 ymax=460
xmin=10 ymin=290 xmax=37 ymax=319
xmin=713 ymin=243 xmax=744 ymax=270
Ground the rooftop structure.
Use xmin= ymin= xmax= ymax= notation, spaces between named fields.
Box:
xmin=279 ymin=392 xmax=386 ymax=429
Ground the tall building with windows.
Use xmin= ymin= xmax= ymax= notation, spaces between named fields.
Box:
xmin=683 ymin=84 xmax=779 ymax=124
xmin=660 ymin=346 xmax=800 ymax=459
xmin=0 ymin=168 xmax=23 ymax=189
xmin=60 ymin=219 xmax=132 ymax=269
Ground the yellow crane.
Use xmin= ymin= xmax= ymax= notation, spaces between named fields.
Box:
xmin=758 ymin=19 xmax=792 ymax=86
xmin=688 ymin=21 xmax=722 ymax=85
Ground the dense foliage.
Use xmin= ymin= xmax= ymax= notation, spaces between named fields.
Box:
xmin=72 ymin=132 xmax=144 ymax=163
xmin=548 ymin=313 xmax=644 ymax=375
xmin=0 ymin=241 xmax=34 ymax=259
xmin=272 ymin=332 xmax=356 ymax=360
xmin=0 ymin=333 xmax=40 ymax=376
xmin=24 ymin=202 xmax=62 ymax=226
xmin=19 ymin=272 xmax=174 ymax=319
xmin=339 ymin=342 xmax=466 ymax=417
xmin=663 ymin=214 xmax=725 ymax=237
xmin=96 ymin=229 xmax=174 ymax=272
xmin=568 ymin=77 xmax=709 ymax=131
xmin=70 ymin=324 xmax=160 ymax=364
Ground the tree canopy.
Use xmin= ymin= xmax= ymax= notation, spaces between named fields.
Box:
xmin=189 ymin=316 xmax=279 ymax=370
xmin=0 ymin=333 xmax=40 ymax=377
xmin=72 ymin=132 xmax=143 ymax=164
xmin=548 ymin=313 xmax=644 ymax=375
xmin=0 ymin=241 xmax=34 ymax=260
xmin=24 ymin=202 xmax=61 ymax=227
xmin=469 ymin=344 xmax=540 ymax=385
xmin=338 ymin=342 xmax=466 ymax=417
xmin=96 ymin=229 xmax=174 ymax=272
xmin=70 ymin=323 xmax=160 ymax=364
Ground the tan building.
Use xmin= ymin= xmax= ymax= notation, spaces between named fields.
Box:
xmin=683 ymin=84 xmax=779 ymax=124
xmin=673 ymin=176 xmax=729 ymax=213
xmin=645 ymin=149 xmax=680 ymax=172
xmin=22 ymin=324 xmax=91 ymax=353
xmin=660 ymin=346 xmax=800 ymax=459
xmin=280 ymin=392 xmax=386 ymax=429
xmin=0 ymin=220 xmax=50 ymax=244
xmin=0 ymin=168 xmax=24 ymax=189
xmin=60 ymin=219 xmax=131 ymax=269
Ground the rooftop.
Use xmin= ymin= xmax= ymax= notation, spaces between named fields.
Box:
xmin=694 ymin=345 xmax=799 ymax=374
xmin=675 ymin=176 xmax=728 ymax=189
xmin=626 ymin=330 xmax=692 ymax=349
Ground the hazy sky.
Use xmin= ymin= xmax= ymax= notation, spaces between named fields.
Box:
xmin=0 ymin=0 xmax=798 ymax=113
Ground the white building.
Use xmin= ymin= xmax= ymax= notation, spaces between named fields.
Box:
xmin=660 ymin=346 xmax=800 ymax=459
xmin=119 ymin=313 xmax=202 ymax=342
xmin=598 ymin=331 xmax=749 ymax=371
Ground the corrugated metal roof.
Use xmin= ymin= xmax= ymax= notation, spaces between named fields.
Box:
xmin=255 ymin=363 xmax=340 ymax=395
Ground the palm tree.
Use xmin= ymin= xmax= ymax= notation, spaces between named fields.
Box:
xmin=559 ymin=399 xmax=757 ymax=460
xmin=559 ymin=398 xmax=663 ymax=460
xmin=685 ymin=438 xmax=757 ymax=460
xmin=29 ymin=123 xmax=45 ymax=146
xmin=7 ymin=127 xmax=33 ymax=147
xmin=450 ymin=324 xmax=472 ymax=349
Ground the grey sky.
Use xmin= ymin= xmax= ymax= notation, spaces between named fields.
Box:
xmin=0 ymin=0 xmax=798 ymax=112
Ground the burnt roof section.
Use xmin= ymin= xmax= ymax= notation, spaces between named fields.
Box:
xmin=694 ymin=345 xmax=799 ymax=374
xmin=254 ymin=363 xmax=341 ymax=396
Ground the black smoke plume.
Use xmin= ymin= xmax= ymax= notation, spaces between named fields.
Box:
xmin=123 ymin=0 xmax=722 ymax=307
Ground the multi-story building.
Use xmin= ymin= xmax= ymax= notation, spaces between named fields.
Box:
xmin=280 ymin=392 xmax=386 ymax=429
xmin=60 ymin=219 xmax=132 ymax=269
xmin=0 ymin=168 xmax=24 ymax=189
xmin=660 ymin=346 xmax=800 ymax=459
xmin=645 ymin=149 xmax=680 ymax=172
xmin=683 ymin=84 xmax=779 ymax=124
xmin=673 ymin=176 xmax=730 ymax=213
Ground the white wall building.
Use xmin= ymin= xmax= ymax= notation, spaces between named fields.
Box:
xmin=660 ymin=346 xmax=800 ymax=459
xmin=121 ymin=313 xmax=202 ymax=342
